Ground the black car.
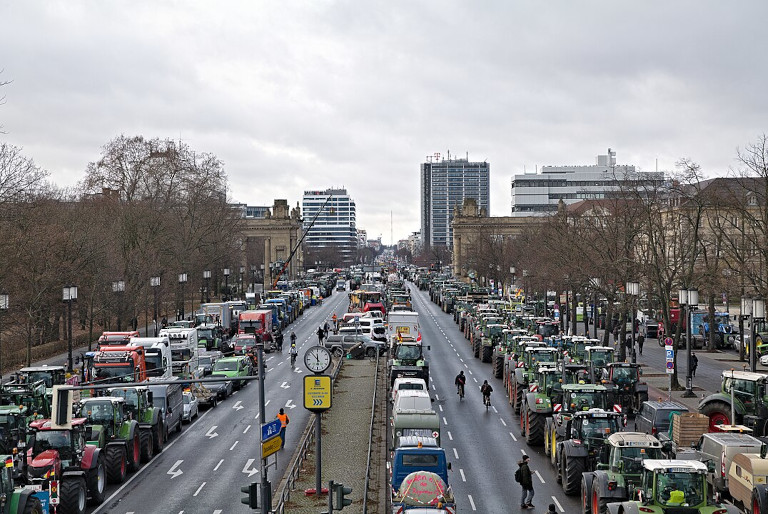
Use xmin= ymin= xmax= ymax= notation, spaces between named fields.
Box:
xmin=633 ymin=400 xmax=689 ymax=436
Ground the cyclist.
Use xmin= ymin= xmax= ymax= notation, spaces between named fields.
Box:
xmin=289 ymin=343 xmax=298 ymax=368
xmin=455 ymin=371 xmax=466 ymax=398
xmin=290 ymin=332 xmax=297 ymax=346
xmin=481 ymin=380 xmax=493 ymax=406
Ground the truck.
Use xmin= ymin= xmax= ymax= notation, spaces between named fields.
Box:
xmin=699 ymin=370 xmax=768 ymax=435
xmin=127 ymin=336 xmax=172 ymax=380
xmin=197 ymin=302 xmax=235 ymax=336
xmin=158 ymin=328 xmax=199 ymax=380
xmin=237 ymin=310 xmax=273 ymax=339
xmin=691 ymin=310 xmax=738 ymax=350
xmin=97 ymin=331 xmax=140 ymax=346
xmin=90 ymin=346 xmax=148 ymax=384
xmin=390 ymin=439 xmax=451 ymax=500
xmin=386 ymin=311 xmax=420 ymax=343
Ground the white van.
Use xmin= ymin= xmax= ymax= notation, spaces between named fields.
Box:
xmin=392 ymin=378 xmax=427 ymax=404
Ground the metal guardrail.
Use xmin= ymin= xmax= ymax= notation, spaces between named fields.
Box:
xmin=362 ymin=350 xmax=380 ymax=513
xmin=272 ymin=355 xmax=344 ymax=514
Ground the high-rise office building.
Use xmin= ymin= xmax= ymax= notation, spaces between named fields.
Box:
xmin=421 ymin=153 xmax=490 ymax=247
xmin=510 ymin=149 xmax=665 ymax=215
xmin=302 ymin=188 xmax=357 ymax=265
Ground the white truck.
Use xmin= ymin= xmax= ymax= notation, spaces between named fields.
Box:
xmin=387 ymin=311 xmax=420 ymax=348
xmin=128 ymin=336 xmax=173 ymax=379
xmin=198 ymin=302 xmax=235 ymax=335
xmin=158 ymin=327 xmax=200 ymax=379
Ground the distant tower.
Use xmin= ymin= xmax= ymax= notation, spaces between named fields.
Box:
xmin=301 ymin=188 xmax=357 ymax=266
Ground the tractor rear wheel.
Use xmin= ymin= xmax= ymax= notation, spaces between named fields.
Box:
xmin=106 ymin=445 xmax=127 ymax=484
xmin=591 ymin=477 xmax=609 ymax=514
xmin=152 ymin=421 xmax=165 ymax=454
xmin=700 ymin=401 xmax=732 ymax=432
xmin=581 ymin=474 xmax=592 ymax=514
xmin=21 ymin=496 xmax=43 ymax=514
xmin=60 ymin=476 xmax=87 ymax=514
xmin=564 ymin=455 xmax=585 ymax=495
xmin=86 ymin=453 xmax=106 ymax=505
xmin=753 ymin=484 xmax=768 ymax=514
xmin=128 ymin=431 xmax=141 ymax=472
xmin=526 ymin=411 xmax=545 ymax=446
xmin=140 ymin=428 xmax=154 ymax=463
xmin=482 ymin=345 xmax=492 ymax=363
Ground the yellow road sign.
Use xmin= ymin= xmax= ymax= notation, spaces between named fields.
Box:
xmin=304 ymin=375 xmax=332 ymax=412
xmin=262 ymin=434 xmax=282 ymax=459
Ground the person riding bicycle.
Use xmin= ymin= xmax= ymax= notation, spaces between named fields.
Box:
xmin=455 ymin=371 xmax=466 ymax=396
xmin=290 ymin=332 xmax=297 ymax=346
xmin=289 ymin=343 xmax=298 ymax=366
xmin=481 ymin=380 xmax=493 ymax=405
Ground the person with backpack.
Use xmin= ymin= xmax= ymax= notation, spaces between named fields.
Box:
xmin=515 ymin=454 xmax=534 ymax=509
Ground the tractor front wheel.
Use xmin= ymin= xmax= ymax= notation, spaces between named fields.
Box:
xmin=106 ymin=445 xmax=127 ymax=484
xmin=700 ymin=401 xmax=732 ymax=432
xmin=60 ymin=476 xmax=87 ymax=514
xmin=140 ymin=428 xmax=154 ymax=463
xmin=128 ymin=431 xmax=141 ymax=472
xmin=563 ymin=455 xmax=585 ymax=495
xmin=86 ymin=453 xmax=106 ymax=505
xmin=591 ymin=478 xmax=609 ymax=514
xmin=21 ymin=496 xmax=43 ymax=514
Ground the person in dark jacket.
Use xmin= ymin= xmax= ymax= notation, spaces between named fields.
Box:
xmin=637 ymin=334 xmax=645 ymax=356
xmin=518 ymin=454 xmax=534 ymax=509
xmin=690 ymin=352 xmax=698 ymax=377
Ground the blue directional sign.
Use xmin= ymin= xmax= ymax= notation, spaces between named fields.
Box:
xmin=262 ymin=419 xmax=282 ymax=442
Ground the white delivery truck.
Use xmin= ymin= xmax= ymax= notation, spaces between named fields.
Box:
xmin=158 ymin=327 xmax=200 ymax=379
xmin=129 ymin=336 xmax=173 ymax=379
xmin=387 ymin=311 xmax=420 ymax=347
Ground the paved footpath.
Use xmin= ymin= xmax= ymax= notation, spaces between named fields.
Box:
xmin=274 ymin=357 xmax=384 ymax=513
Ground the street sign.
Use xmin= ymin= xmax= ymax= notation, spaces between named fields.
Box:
xmin=664 ymin=337 xmax=674 ymax=346
xmin=665 ymin=349 xmax=674 ymax=359
xmin=665 ymin=344 xmax=675 ymax=374
xmin=261 ymin=434 xmax=281 ymax=459
xmin=666 ymin=361 xmax=674 ymax=373
xmin=304 ymin=375 xmax=332 ymax=412
xmin=262 ymin=419 xmax=282 ymax=442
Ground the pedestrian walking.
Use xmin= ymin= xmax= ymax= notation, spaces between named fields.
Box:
xmin=637 ymin=334 xmax=645 ymax=356
xmin=323 ymin=321 xmax=329 ymax=335
xmin=277 ymin=408 xmax=289 ymax=449
xmin=515 ymin=454 xmax=534 ymax=509
xmin=690 ymin=352 xmax=698 ymax=377
xmin=317 ymin=326 xmax=325 ymax=344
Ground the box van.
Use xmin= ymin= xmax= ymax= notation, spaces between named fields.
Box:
xmin=387 ymin=311 xmax=420 ymax=343
xmin=392 ymin=378 xmax=427 ymax=404
xmin=728 ymin=452 xmax=768 ymax=511
xmin=149 ymin=378 xmax=184 ymax=442
xmin=694 ymin=431 xmax=765 ymax=494
xmin=393 ymin=390 xmax=434 ymax=414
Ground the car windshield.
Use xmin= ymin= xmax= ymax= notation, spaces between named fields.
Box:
xmin=590 ymin=351 xmax=612 ymax=367
xmin=655 ymin=471 xmax=704 ymax=506
xmin=568 ymin=391 xmax=606 ymax=410
xmin=84 ymin=401 xmax=114 ymax=424
xmin=93 ymin=365 xmax=133 ymax=382
xmin=235 ymin=338 xmax=256 ymax=348
xmin=613 ymin=367 xmax=638 ymax=382
xmin=613 ymin=447 xmax=662 ymax=473
xmin=580 ymin=417 xmax=619 ymax=439
xmin=214 ymin=361 xmax=239 ymax=371
xmin=531 ymin=350 xmax=555 ymax=363
xmin=183 ymin=395 xmax=191 ymax=405
xmin=199 ymin=356 xmax=212 ymax=366
xmin=395 ymin=345 xmax=421 ymax=360
xmin=198 ymin=329 xmax=214 ymax=339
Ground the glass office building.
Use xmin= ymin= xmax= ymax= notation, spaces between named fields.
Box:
xmin=302 ymin=188 xmax=357 ymax=265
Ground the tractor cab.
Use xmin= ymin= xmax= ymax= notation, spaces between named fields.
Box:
xmin=639 ymin=460 xmax=708 ymax=508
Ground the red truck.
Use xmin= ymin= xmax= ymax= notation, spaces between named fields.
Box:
xmin=238 ymin=309 xmax=273 ymax=338
xmin=91 ymin=345 xmax=148 ymax=384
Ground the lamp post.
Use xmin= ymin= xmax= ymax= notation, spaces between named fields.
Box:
xmin=112 ymin=280 xmax=125 ymax=331
xmin=63 ymin=286 xmax=78 ymax=372
xmin=260 ymin=264 xmax=265 ymax=292
xmin=151 ymin=276 xmax=161 ymax=336
xmin=178 ymin=273 xmax=188 ymax=320
xmin=590 ymin=278 xmax=601 ymax=339
xmin=0 ymin=293 xmax=8 ymax=380
xmin=223 ymin=268 xmax=230 ymax=300
xmin=680 ymin=288 xmax=699 ymax=398
xmin=740 ymin=295 xmax=752 ymax=362
xmin=751 ymin=297 xmax=765 ymax=372
xmin=239 ymin=266 xmax=245 ymax=298
xmin=627 ymin=282 xmax=640 ymax=363
xmin=203 ymin=270 xmax=211 ymax=303
xmin=250 ymin=265 xmax=257 ymax=294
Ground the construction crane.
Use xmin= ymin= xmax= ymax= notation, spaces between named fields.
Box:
xmin=270 ymin=194 xmax=333 ymax=289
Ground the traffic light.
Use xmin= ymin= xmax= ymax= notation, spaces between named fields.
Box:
xmin=332 ymin=482 xmax=352 ymax=510
xmin=240 ymin=482 xmax=257 ymax=509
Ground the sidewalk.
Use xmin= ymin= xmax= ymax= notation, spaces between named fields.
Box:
xmin=274 ymin=358 xmax=385 ymax=513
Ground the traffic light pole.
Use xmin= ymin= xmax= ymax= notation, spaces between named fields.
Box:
xmin=258 ymin=342 xmax=270 ymax=514
xmin=316 ymin=411 xmax=322 ymax=497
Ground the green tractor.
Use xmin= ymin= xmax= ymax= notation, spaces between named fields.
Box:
xmin=493 ymin=329 xmax=526 ymax=379
xmin=0 ymin=381 xmax=52 ymax=420
xmin=581 ymin=432 xmax=663 ymax=514
xmin=554 ymin=409 xmax=624 ymax=495
xmin=510 ymin=345 xmax=557 ymax=414
xmin=0 ymin=453 xmax=44 ymax=514
xmin=585 ymin=346 xmax=615 ymax=376
xmin=0 ymin=406 xmax=36 ymax=482
xmin=78 ymin=397 xmax=141 ymax=477
xmin=520 ymin=365 xmax=560 ymax=446
xmin=107 ymin=386 xmax=164 ymax=459
xmin=480 ymin=323 xmax=506 ymax=363
xmin=698 ymin=370 xmax=768 ymax=435
xmin=606 ymin=363 xmax=648 ymax=414
xmin=604 ymin=459 xmax=740 ymax=514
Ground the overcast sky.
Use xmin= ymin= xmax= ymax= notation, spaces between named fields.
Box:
xmin=2 ymin=1 xmax=766 ymax=245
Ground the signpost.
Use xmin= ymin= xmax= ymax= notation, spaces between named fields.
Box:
xmin=262 ymin=419 xmax=282 ymax=442
xmin=665 ymin=343 xmax=675 ymax=400
xmin=261 ymin=435 xmax=282 ymax=459
xmin=304 ymin=376 xmax=332 ymax=411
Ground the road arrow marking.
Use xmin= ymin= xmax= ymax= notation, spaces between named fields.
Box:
xmin=205 ymin=426 xmax=219 ymax=439
xmin=285 ymin=399 xmax=296 ymax=409
xmin=242 ymin=458 xmax=259 ymax=477
xmin=294 ymin=368 xmax=303 ymax=373
xmin=233 ymin=401 xmax=244 ymax=411
xmin=167 ymin=460 xmax=183 ymax=479
xmin=280 ymin=382 xmax=290 ymax=389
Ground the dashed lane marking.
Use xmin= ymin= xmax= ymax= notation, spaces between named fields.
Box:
xmin=468 ymin=494 xmax=477 ymax=511
xmin=193 ymin=482 xmax=206 ymax=497
xmin=552 ymin=496 xmax=564 ymax=512
xmin=447 ymin=431 xmax=453 ymax=441
xmin=500 ymin=418 xmax=507 ymax=426
xmin=509 ymin=432 xmax=517 ymax=441
xmin=438 ymin=405 xmax=443 ymax=412
xmin=453 ymin=448 xmax=459 ymax=459
xmin=492 ymin=406 xmax=498 ymax=413
xmin=243 ymin=425 xmax=251 ymax=434
xmin=460 ymin=468 xmax=466 ymax=482
xmin=443 ymin=416 xmax=448 ymax=425
xmin=230 ymin=441 xmax=239 ymax=451
xmin=214 ymin=459 xmax=223 ymax=471
xmin=535 ymin=470 xmax=544 ymax=484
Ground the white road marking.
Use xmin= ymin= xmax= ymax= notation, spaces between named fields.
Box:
xmin=500 ymin=418 xmax=507 ymax=426
xmin=193 ymin=482 xmax=206 ymax=496
xmin=520 ymin=449 xmax=526 ymax=454
xmin=438 ymin=405 xmax=443 ymax=412
xmin=254 ymin=414 xmax=260 ymax=420
xmin=265 ymin=400 xmax=271 ymax=406
xmin=443 ymin=417 xmax=448 ymax=425
xmin=435 ymin=394 xmax=440 ymax=400
xmin=509 ymin=432 xmax=517 ymax=441
xmin=459 ymin=358 xmax=464 ymax=363
xmin=552 ymin=496 xmax=564 ymax=512
xmin=230 ymin=441 xmax=239 ymax=451
xmin=214 ymin=459 xmax=224 ymax=471
xmin=243 ymin=425 xmax=251 ymax=434
xmin=447 ymin=431 xmax=453 ymax=441
xmin=535 ymin=470 xmax=545 ymax=483
xmin=492 ymin=406 xmax=498 ymax=413
xmin=453 ymin=448 xmax=459 ymax=459
xmin=167 ymin=460 xmax=183 ymax=479
xmin=473 ymin=377 xmax=478 ymax=383
xmin=460 ymin=468 xmax=466 ymax=482
xmin=432 ymin=384 xmax=436 ymax=390
xmin=468 ymin=494 xmax=477 ymax=511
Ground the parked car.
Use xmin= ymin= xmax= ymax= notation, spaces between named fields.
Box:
xmin=197 ymin=350 xmax=223 ymax=376
xmin=324 ymin=334 xmax=386 ymax=357
xmin=182 ymin=391 xmax=198 ymax=423
xmin=212 ymin=356 xmax=251 ymax=390
xmin=633 ymin=400 xmax=689 ymax=436
xmin=392 ymin=377 xmax=427 ymax=404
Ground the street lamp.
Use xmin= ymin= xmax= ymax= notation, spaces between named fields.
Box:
xmin=112 ymin=280 xmax=125 ymax=331
xmin=203 ymin=270 xmax=211 ymax=303
xmin=0 ymin=293 xmax=8 ymax=380
xmin=178 ymin=273 xmax=188 ymax=320
xmin=591 ymin=278 xmax=601 ymax=339
xmin=239 ymin=266 xmax=245 ymax=297
xmin=151 ymin=276 xmax=160 ymax=336
xmin=626 ymin=282 xmax=640 ymax=363
xmin=63 ymin=286 xmax=78 ymax=372
xmin=223 ymin=268 xmax=230 ymax=300
xmin=740 ymin=295 xmax=752 ymax=362
xmin=680 ymin=287 xmax=698 ymax=397
xmin=751 ymin=297 xmax=765 ymax=372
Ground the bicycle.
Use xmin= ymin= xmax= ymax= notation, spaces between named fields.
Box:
xmin=457 ymin=383 xmax=465 ymax=400
xmin=290 ymin=352 xmax=297 ymax=368
xmin=483 ymin=394 xmax=491 ymax=410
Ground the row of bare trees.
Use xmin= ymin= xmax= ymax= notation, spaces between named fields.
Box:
xmin=0 ymin=136 xmax=243 ymax=369
xmin=459 ymin=135 xmax=768 ymax=388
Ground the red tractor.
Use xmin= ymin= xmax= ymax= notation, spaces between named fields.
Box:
xmin=27 ymin=418 xmax=106 ymax=514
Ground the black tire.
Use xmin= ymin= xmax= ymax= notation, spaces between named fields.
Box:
xmin=591 ymin=477 xmax=609 ymax=514
xmin=176 ymin=416 xmax=183 ymax=433
xmin=544 ymin=421 xmax=552 ymax=457
xmin=21 ymin=497 xmax=43 ymax=514
xmin=366 ymin=347 xmax=376 ymax=358
xmin=139 ymin=428 xmax=153 ymax=463
xmin=581 ymin=474 xmax=592 ymax=514
xmin=700 ymin=401 xmax=733 ymax=432
xmin=86 ymin=453 xmax=106 ymax=506
xmin=753 ymin=484 xmax=768 ymax=514
xmin=153 ymin=421 xmax=165 ymax=454
xmin=556 ymin=449 xmax=563 ymax=484
xmin=60 ymin=476 xmax=87 ymax=514
xmin=514 ymin=382 xmax=523 ymax=414
xmin=106 ymin=445 xmax=127 ymax=484
xmin=482 ymin=345 xmax=493 ymax=363
xmin=127 ymin=431 xmax=141 ymax=472
xmin=564 ymin=455 xmax=585 ymax=495
xmin=526 ymin=411 xmax=545 ymax=446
